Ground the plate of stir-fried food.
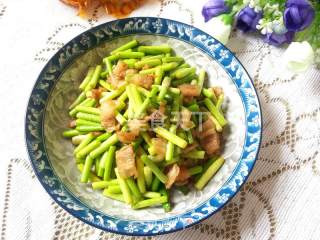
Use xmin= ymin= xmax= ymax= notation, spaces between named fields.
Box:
xmin=25 ymin=17 xmax=262 ymax=235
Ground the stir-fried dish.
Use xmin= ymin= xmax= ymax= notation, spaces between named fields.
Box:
xmin=63 ymin=40 xmax=227 ymax=211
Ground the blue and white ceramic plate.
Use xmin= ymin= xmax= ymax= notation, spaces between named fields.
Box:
xmin=25 ymin=17 xmax=262 ymax=236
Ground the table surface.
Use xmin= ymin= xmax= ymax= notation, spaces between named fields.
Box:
xmin=0 ymin=0 xmax=320 ymax=239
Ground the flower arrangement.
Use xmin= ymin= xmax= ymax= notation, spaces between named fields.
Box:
xmin=202 ymin=0 xmax=320 ymax=72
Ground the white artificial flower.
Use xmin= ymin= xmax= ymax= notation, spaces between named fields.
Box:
xmin=272 ymin=17 xmax=287 ymax=34
xmin=264 ymin=3 xmax=282 ymax=18
xmin=273 ymin=9 xmax=282 ymax=18
xmin=258 ymin=3 xmax=286 ymax=34
xmin=283 ymin=41 xmax=315 ymax=73
xmin=256 ymin=19 xmax=273 ymax=35
xmin=206 ymin=16 xmax=232 ymax=45
xmin=248 ymin=0 xmax=262 ymax=12
xmin=263 ymin=3 xmax=279 ymax=14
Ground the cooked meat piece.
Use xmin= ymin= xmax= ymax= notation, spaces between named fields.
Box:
xmin=178 ymin=84 xmax=201 ymax=97
xmin=174 ymin=180 xmax=189 ymax=186
xmin=198 ymin=128 xmax=217 ymax=140
xmin=198 ymin=118 xmax=221 ymax=155
xmin=100 ymin=100 xmax=118 ymax=131
xmin=180 ymin=159 xmax=198 ymax=168
xmin=147 ymin=110 xmax=166 ymax=123
xmin=175 ymin=165 xmax=191 ymax=182
xmin=128 ymin=74 xmax=154 ymax=89
xmin=182 ymin=142 xmax=199 ymax=154
xmin=159 ymin=102 xmax=166 ymax=114
xmin=116 ymin=145 xmax=137 ymax=178
xmin=117 ymin=131 xmax=137 ymax=143
xmin=127 ymin=119 xmax=149 ymax=135
xmin=202 ymin=117 xmax=216 ymax=131
xmin=92 ymin=131 xmax=103 ymax=137
xmin=183 ymin=96 xmax=194 ymax=104
xmin=106 ymin=61 xmax=129 ymax=88
xmin=112 ymin=61 xmax=128 ymax=79
xmin=68 ymin=120 xmax=76 ymax=128
xmin=117 ymin=119 xmax=149 ymax=144
xmin=100 ymin=100 xmax=116 ymax=118
xmin=201 ymin=132 xmax=220 ymax=155
xmin=88 ymin=88 xmax=103 ymax=100
xmin=191 ymin=129 xmax=197 ymax=138
xmin=212 ymin=86 xmax=223 ymax=97
xmin=151 ymin=138 xmax=167 ymax=160
xmin=191 ymin=111 xmax=217 ymax=138
xmin=107 ymin=74 xmax=122 ymax=89
xmin=125 ymin=69 xmax=138 ymax=75
xmin=142 ymin=64 xmax=150 ymax=70
xmin=180 ymin=108 xmax=194 ymax=130
xmin=103 ymin=120 xmax=119 ymax=132
xmin=165 ymin=164 xmax=180 ymax=189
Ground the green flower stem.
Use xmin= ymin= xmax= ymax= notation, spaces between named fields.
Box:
xmin=141 ymin=154 xmax=168 ymax=184
xmin=195 ymin=157 xmax=225 ymax=190
xmin=92 ymin=180 xmax=118 ymax=190
xmin=133 ymin=196 xmax=168 ymax=209
xmin=115 ymin=168 xmax=132 ymax=204
xmin=137 ymin=45 xmax=172 ymax=54
xmin=154 ymin=127 xmax=188 ymax=149
xmin=111 ymin=40 xmax=138 ymax=55
xmin=126 ymin=177 xmax=142 ymax=200
xmin=103 ymin=191 xmax=125 ymax=202
xmin=137 ymin=156 xmax=146 ymax=194
xmin=104 ymin=185 xmax=122 ymax=194
xmin=144 ymin=191 xmax=162 ymax=198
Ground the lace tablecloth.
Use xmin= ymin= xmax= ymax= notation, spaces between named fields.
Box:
xmin=1 ymin=0 xmax=320 ymax=239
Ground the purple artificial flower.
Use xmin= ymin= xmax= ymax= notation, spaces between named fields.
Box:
xmin=284 ymin=0 xmax=315 ymax=31
xmin=202 ymin=0 xmax=230 ymax=22
xmin=264 ymin=31 xmax=295 ymax=46
xmin=236 ymin=7 xmax=263 ymax=32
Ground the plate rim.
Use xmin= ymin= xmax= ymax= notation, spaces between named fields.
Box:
xmin=25 ymin=17 xmax=262 ymax=236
